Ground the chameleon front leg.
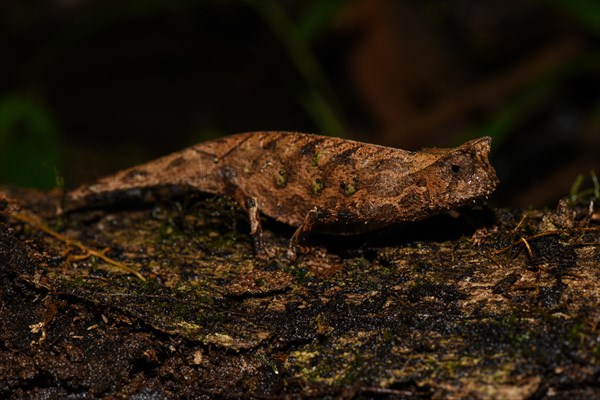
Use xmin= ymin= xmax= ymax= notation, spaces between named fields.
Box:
xmin=233 ymin=189 xmax=269 ymax=260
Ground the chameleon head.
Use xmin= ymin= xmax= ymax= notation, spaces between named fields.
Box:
xmin=419 ymin=136 xmax=499 ymax=212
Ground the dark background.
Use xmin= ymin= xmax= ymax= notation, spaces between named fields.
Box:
xmin=1 ymin=0 xmax=599 ymax=208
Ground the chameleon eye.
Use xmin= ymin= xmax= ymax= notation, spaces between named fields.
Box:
xmin=450 ymin=164 xmax=461 ymax=174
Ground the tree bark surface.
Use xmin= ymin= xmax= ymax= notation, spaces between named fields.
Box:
xmin=0 ymin=189 xmax=599 ymax=399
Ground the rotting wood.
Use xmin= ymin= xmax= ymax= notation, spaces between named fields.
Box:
xmin=0 ymin=188 xmax=599 ymax=398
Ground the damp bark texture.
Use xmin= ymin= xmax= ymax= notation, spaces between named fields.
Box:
xmin=1 ymin=177 xmax=599 ymax=398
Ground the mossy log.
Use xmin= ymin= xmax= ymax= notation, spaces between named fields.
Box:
xmin=0 ymin=189 xmax=599 ymax=399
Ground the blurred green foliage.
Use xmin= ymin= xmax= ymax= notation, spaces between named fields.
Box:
xmin=0 ymin=94 xmax=62 ymax=190
xmin=553 ymin=0 xmax=600 ymax=36
xmin=569 ymin=170 xmax=599 ymax=205
xmin=468 ymin=87 xmax=550 ymax=148
xmin=246 ymin=0 xmax=348 ymax=137
xmin=296 ymin=0 xmax=348 ymax=41
xmin=470 ymin=50 xmax=600 ymax=148
xmin=2 ymin=0 xmax=598 ymax=193
xmin=189 ymin=128 xmax=225 ymax=145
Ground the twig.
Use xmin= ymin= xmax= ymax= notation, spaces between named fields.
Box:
xmin=513 ymin=211 xmax=528 ymax=232
xmin=494 ymin=226 xmax=599 ymax=261
xmin=494 ymin=230 xmax=568 ymax=255
xmin=520 ymin=237 xmax=533 ymax=259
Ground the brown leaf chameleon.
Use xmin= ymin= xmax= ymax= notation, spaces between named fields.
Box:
xmin=68 ymin=131 xmax=498 ymax=259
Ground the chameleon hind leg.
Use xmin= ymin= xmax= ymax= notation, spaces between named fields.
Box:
xmin=287 ymin=207 xmax=333 ymax=261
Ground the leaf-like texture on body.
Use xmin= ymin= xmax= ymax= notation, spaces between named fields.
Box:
xmin=69 ymin=132 xmax=498 ymax=234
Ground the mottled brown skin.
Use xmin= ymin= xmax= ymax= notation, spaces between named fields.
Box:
xmin=68 ymin=131 xmax=498 ymax=259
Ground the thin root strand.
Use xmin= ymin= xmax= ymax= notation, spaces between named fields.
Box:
xmin=6 ymin=212 xmax=146 ymax=281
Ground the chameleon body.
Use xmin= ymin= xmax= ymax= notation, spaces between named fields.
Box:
xmin=69 ymin=131 xmax=498 ymax=258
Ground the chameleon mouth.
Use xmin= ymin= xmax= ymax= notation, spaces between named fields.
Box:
xmin=459 ymin=136 xmax=499 ymax=191
xmin=478 ymin=149 xmax=498 ymax=174
xmin=469 ymin=137 xmax=499 ymax=193
xmin=479 ymin=152 xmax=499 ymax=191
